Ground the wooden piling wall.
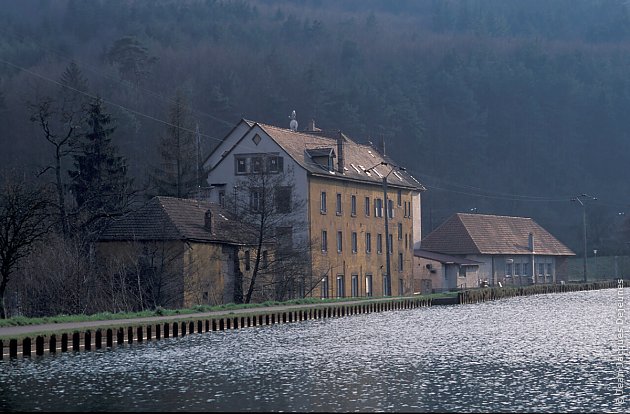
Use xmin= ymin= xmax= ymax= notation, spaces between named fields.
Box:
xmin=1 ymin=280 xmax=624 ymax=360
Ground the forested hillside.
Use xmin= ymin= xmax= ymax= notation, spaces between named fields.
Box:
xmin=2 ymin=0 xmax=630 ymax=255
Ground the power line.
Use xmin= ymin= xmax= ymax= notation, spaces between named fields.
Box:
xmin=0 ymin=26 xmax=236 ymax=129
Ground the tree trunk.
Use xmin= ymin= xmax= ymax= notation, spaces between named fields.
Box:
xmin=233 ymin=247 xmax=243 ymax=304
xmin=0 ymin=272 xmax=8 ymax=319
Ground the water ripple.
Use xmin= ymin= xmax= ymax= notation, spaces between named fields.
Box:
xmin=0 ymin=288 xmax=628 ymax=412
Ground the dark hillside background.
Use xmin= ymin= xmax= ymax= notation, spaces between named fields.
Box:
xmin=2 ymin=0 xmax=630 ymax=256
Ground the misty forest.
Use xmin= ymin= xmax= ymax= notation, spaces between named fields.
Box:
xmin=1 ymin=0 xmax=630 ymax=316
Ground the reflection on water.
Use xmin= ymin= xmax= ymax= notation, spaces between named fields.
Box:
xmin=0 ymin=289 xmax=627 ymax=412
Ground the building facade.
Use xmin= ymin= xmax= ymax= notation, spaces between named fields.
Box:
xmin=204 ymin=118 xmax=425 ymax=299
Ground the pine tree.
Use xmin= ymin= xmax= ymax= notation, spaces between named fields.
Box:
xmin=68 ymin=97 xmax=133 ymax=230
xmin=59 ymin=61 xmax=88 ymax=106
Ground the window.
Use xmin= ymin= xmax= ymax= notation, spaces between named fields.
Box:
xmin=366 ymin=233 xmax=372 ymax=253
xmin=538 ymin=263 xmax=545 ymax=276
xmin=389 ymin=234 xmax=393 ymax=253
xmin=337 ymin=231 xmax=343 ymax=252
xmin=398 ymin=253 xmax=403 ymax=271
xmin=387 ymin=199 xmax=394 ymax=219
xmin=397 ymin=189 xmax=402 ymax=206
xmin=351 ymin=274 xmax=359 ymax=297
xmin=244 ymin=250 xmax=251 ymax=271
xmin=377 ymin=234 xmax=383 ymax=254
xmin=275 ymin=186 xmax=292 ymax=213
xmin=277 ymin=226 xmax=293 ymax=251
xmin=547 ymin=263 xmax=552 ymax=276
xmin=399 ymin=278 xmax=404 ymax=296
xmin=398 ymin=223 xmax=403 ymax=240
xmin=250 ymin=189 xmax=261 ymax=212
xmin=383 ymin=275 xmax=390 ymax=296
xmin=506 ymin=263 xmax=513 ymax=277
xmin=365 ymin=197 xmax=370 ymax=216
xmin=236 ymin=157 xmax=247 ymax=174
xmin=351 ymin=195 xmax=357 ymax=216
xmin=321 ymin=276 xmax=329 ymax=298
xmin=405 ymin=234 xmax=408 ymax=249
xmin=522 ymin=263 xmax=529 ymax=277
xmin=235 ymin=154 xmax=283 ymax=175
xmin=459 ymin=266 xmax=466 ymax=278
xmin=321 ymin=230 xmax=328 ymax=252
xmin=336 ymin=275 xmax=345 ymax=298
xmin=262 ymin=250 xmax=268 ymax=269
xmin=365 ymin=274 xmax=373 ymax=297
xmin=218 ymin=191 xmax=225 ymax=207
xmin=514 ymin=263 xmax=521 ymax=276
xmin=375 ymin=198 xmax=383 ymax=217
xmin=321 ymin=191 xmax=327 ymax=213
xmin=267 ymin=156 xmax=283 ymax=173
xmin=251 ymin=156 xmax=262 ymax=173
xmin=351 ymin=232 xmax=357 ymax=253
xmin=336 ymin=193 xmax=342 ymax=215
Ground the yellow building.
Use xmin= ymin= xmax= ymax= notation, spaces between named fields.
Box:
xmin=204 ymin=117 xmax=426 ymax=299
xmin=96 ymin=196 xmax=266 ymax=309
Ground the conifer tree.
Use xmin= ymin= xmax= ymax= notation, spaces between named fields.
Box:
xmin=68 ymin=97 xmax=133 ymax=231
xmin=152 ymin=91 xmax=198 ymax=198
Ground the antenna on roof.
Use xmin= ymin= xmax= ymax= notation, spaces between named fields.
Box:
xmin=289 ymin=110 xmax=298 ymax=132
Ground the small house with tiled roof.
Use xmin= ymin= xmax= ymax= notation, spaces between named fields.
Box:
xmin=203 ymin=116 xmax=425 ymax=299
xmin=418 ymin=213 xmax=575 ymax=288
xmin=97 ymin=196 xmax=266 ymax=308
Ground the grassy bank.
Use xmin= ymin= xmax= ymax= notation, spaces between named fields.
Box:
xmin=0 ymin=292 xmax=457 ymax=328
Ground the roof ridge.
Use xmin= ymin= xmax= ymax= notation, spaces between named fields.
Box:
xmin=457 ymin=212 xmax=533 ymax=220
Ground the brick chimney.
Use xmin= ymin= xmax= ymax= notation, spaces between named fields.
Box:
xmin=337 ymin=132 xmax=345 ymax=174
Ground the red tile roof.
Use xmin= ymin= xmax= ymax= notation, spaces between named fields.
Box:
xmin=421 ymin=213 xmax=575 ymax=256
xmin=253 ymin=121 xmax=425 ymax=191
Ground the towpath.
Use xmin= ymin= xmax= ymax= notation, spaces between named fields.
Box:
xmin=0 ymin=296 xmax=415 ymax=338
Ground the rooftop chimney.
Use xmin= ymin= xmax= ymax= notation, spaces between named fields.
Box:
xmin=305 ymin=119 xmax=321 ymax=132
xmin=337 ymin=132 xmax=345 ymax=174
xmin=528 ymin=232 xmax=534 ymax=252
xmin=204 ymin=209 xmax=213 ymax=233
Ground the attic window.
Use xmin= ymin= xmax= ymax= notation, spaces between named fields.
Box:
xmin=367 ymin=150 xmax=376 ymax=158
xmin=252 ymin=134 xmax=261 ymax=145
xmin=359 ymin=165 xmax=370 ymax=176
xmin=351 ymin=164 xmax=362 ymax=174
xmin=393 ymin=171 xmax=404 ymax=181
xmin=373 ymin=168 xmax=383 ymax=178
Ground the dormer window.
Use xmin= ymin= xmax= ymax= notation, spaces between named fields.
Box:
xmin=306 ymin=148 xmax=336 ymax=171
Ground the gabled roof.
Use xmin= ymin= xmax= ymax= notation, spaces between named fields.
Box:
xmin=421 ymin=213 xmax=575 ymax=256
xmin=99 ymin=196 xmax=249 ymax=245
xmin=414 ymin=249 xmax=482 ymax=266
xmin=228 ymin=120 xmax=425 ymax=190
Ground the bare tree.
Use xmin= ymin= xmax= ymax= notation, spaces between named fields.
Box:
xmin=230 ymin=157 xmax=310 ymax=303
xmin=29 ymin=97 xmax=82 ymax=237
xmin=0 ymin=176 xmax=52 ymax=318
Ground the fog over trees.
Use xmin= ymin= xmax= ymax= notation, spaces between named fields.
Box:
xmin=2 ymin=0 xmax=630 ymax=260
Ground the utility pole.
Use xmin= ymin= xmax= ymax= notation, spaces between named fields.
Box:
xmin=365 ymin=161 xmax=405 ymax=297
xmin=571 ymin=194 xmax=597 ymax=283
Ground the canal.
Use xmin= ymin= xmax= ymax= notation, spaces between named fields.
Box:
xmin=0 ymin=288 xmax=627 ymax=412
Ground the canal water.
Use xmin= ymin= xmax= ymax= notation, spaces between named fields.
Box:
xmin=0 ymin=288 xmax=627 ymax=412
